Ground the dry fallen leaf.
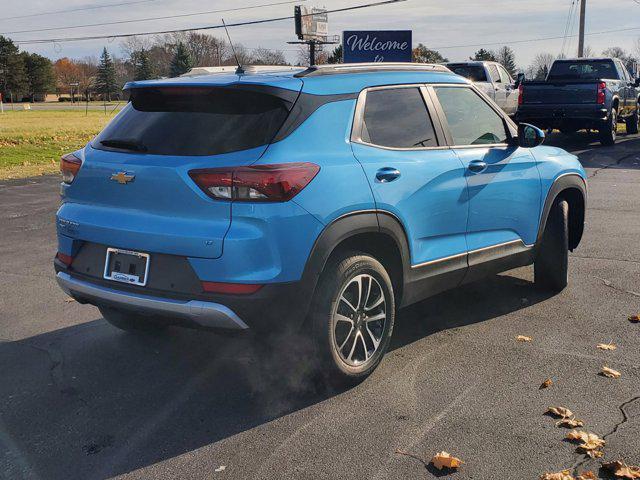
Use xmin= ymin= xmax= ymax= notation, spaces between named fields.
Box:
xmin=540 ymin=470 xmax=574 ymax=480
xmin=430 ymin=451 xmax=462 ymax=470
xmin=64 ymin=297 xmax=76 ymax=303
xmin=601 ymin=366 xmax=622 ymax=378
xmin=597 ymin=342 xmax=617 ymax=351
xmin=556 ymin=417 xmax=584 ymax=428
xmin=214 ymin=465 xmax=226 ymax=473
xmin=602 ymin=460 xmax=640 ymax=479
xmin=628 ymin=314 xmax=640 ymax=323
xmin=540 ymin=378 xmax=553 ymax=389
xmin=566 ymin=430 xmax=605 ymax=457
xmin=547 ymin=406 xmax=574 ymax=418
xmin=516 ymin=335 xmax=533 ymax=342
xmin=576 ymin=472 xmax=597 ymax=480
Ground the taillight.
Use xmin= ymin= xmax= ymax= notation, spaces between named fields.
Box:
xmin=56 ymin=252 xmax=74 ymax=266
xmin=201 ymin=281 xmax=263 ymax=295
xmin=189 ymin=163 xmax=320 ymax=202
xmin=518 ymin=84 xmax=524 ymax=105
xmin=597 ymin=82 xmax=606 ymax=105
xmin=60 ymin=153 xmax=82 ymax=184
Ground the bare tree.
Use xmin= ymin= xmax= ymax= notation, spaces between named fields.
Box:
xmin=528 ymin=52 xmax=556 ymax=79
xmin=250 ymin=48 xmax=288 ymax=65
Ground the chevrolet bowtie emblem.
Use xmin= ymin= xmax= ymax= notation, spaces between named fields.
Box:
xmin=110 ymin=172 xmax=135 ymax=184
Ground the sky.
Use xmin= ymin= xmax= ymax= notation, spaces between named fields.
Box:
xmin=2 ymin=0 xmax=640 ymax=68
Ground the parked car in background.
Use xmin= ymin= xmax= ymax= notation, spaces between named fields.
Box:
xmin=445 ymin=61 xmax=522 ymax=116
xmin=516 ymin=57 xmax=640 ymax=145
xmin=54 ymin=63 xmax=587 ymax=383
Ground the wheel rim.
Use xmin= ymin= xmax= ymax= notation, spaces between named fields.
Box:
xmin=331 ymin=274 xmax=387 ymax=367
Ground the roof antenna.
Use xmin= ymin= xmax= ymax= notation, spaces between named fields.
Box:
xmin=222 ymin=18 xmax=244 ymax=75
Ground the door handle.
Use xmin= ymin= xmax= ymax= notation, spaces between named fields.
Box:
xmin=468 ymin=160 xmax=487 ymax=173
xmin=375 ymin=167 xmax=401 ymax=183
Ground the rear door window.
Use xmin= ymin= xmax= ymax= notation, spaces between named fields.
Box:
xmin=434 ymin=86 xmax=508 ymax=145
xmin=93 ymin=87 xmax=291 ymax=156
xmin=498 ymin=65 xmax=512 ymax=84
xmin=360 ymin=87 xmax=438 ymax=148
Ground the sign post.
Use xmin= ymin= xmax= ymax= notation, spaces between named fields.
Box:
xmin=343 ymin=30 xmax=412 ymax=63
xmin=289 ymin=5 xmax=337 ymax=65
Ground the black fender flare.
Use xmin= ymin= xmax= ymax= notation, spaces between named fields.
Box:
xmin=536 ymin=173 xmax=587 ymax=251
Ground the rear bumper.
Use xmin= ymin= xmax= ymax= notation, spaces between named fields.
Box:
xmin=56 ymin=271 xmax=249 ymax=330
xmin=516 ymin=104 xmax=609 ymax=128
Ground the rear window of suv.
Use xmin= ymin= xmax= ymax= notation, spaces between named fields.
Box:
xmin=547 ymin=60 xmax=618 ymax=81
xmin=93 ymin=87 xmax=291 ymax=156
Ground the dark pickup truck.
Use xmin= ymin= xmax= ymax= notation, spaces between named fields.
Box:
xmin=515 ymin=58 xmax=640 ymax=145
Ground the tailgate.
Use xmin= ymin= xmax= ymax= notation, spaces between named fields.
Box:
xmin=522 ymin=82 xmax=598 ymax=105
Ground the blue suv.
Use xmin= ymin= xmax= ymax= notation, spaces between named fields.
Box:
xmin=55 ymin=63 xmax=587 ymax=382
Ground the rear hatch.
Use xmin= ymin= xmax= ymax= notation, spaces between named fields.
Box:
xmin=60 ymin=82 xmax=301 ymax=259
xmin=521 ymin=81 xmax=601 ymax=105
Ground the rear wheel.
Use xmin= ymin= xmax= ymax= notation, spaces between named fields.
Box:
xmin=310 ymin=252 xmax=395 ymax=383
xmin=625 ymin=103 xmax=639 ymax=134
xmin=599 ymin=108 xmax=617 ymax=146
xmin=99 ymin=306 xmax=168 ymax=333
xmin=534 ymin=199 xmax=569 ymax=292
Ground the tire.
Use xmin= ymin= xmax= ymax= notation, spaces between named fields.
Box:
xmin=534 ymin=199 xmax=569 ymax=292
xmin=99 ymin=306 xmax=168 ymax=333
xmin=599 ymin=108 xmax=617 ymax=146
xmin=625 ymin=103 xmax=639 ymax=134
xmin=309 ymin=251 xmax=395 ymax=383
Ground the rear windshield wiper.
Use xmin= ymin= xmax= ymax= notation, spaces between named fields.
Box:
xmin=100 ymin=139 xmax=148 ymax=152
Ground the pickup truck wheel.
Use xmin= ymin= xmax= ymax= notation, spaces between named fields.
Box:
xmin=99 ymin=306 xmax=168 ymax=333
xmin=534 ymin=199 xmax=569 ymax=292
xmin=310 ymin=251 xmax=395 ymax=384
xmin=599 ymin=109 xmax=617 ymax=146
xmin=625 ymin=104 xmax=639 ymax=134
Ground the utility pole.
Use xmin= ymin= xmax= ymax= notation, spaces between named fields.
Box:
xmin=578 ymin=0 xmax=586 ymax=57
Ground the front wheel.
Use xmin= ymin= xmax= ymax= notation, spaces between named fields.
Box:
xmin=625 ymin=103 xmax=639 ymax=134
xmin=310 ymin=252 xmax=395 ymax=383
xmin=599 ymin=109 xmax=617 ymax=146
xmin=534 ymin=199 xmax=569 ymax=292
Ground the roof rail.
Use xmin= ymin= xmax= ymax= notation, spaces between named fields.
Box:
xmin=181 ymin=65 xmax=305 ymax=77
xmin=294 ymin=62 xmax=452 ymax=77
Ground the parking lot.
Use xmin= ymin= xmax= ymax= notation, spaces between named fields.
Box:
xmin=1 ymin=132 xmax=639 ymax=479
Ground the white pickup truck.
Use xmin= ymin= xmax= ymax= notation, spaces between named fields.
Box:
xmin=445 ymin=61 xmax=523 ymax=116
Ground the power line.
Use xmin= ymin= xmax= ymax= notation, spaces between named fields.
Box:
xmin=560 ymin=0 xmax=576 ymax=57
xmin=428 ymin=25 xmax=640 ymax=51
xmin=0 ymin=0 xmax=164 ymax=21
xmin=14 ymin=0 xmax=407 ymax=45
xmin=2 ymin=0 xmax=304 ymax=36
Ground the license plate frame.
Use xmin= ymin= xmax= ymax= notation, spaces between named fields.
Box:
xmin=103 ymin=248 xmax=151 ymax=287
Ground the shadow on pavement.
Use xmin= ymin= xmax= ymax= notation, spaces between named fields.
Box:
xmin=1 ymin=271 xmax=553 ymax=479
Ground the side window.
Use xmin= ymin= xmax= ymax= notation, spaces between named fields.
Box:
xmin=498 ymin=65 xmax=512 ymax=84
xmin=433 ymin=86 xmax=509 ymax=146
xmin=487 ymin=64 xmax=501 ymax=83
xmin=360 ymin=87 xmax=438 ymax=148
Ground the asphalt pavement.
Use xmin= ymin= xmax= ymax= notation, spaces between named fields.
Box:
xmin=1 ymin=132 xmax=639 ymax=479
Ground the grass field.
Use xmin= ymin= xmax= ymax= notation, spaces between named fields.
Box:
xmin=0 ymin=110 xmax=113 ymax=179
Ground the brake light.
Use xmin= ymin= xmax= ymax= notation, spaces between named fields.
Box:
xmin=60 ymin=153 xmax=82 ymax=184
xmin=597 ymin=82 xmax=606 ymax=105
xmin=518 ymin=84 xmax=524 ymax=105
xmin=56 ymin=252 xmax=74 ymax=266
xmin=201 ymin=281 xmax=263 ymax=295
xmin=189 ymin=163 xmax=320 ymax=202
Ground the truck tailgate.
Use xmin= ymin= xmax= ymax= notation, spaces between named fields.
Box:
xmin=522 ymin=82 xmax=598 ymax=105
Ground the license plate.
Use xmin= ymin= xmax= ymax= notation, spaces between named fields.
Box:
xmin=103 ymin=248 xmax=150 ymax=286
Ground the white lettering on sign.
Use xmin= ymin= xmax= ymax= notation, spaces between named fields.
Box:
xmin=346 ymin=34 xmax=408 ymax=53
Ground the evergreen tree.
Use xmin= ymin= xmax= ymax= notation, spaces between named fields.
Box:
xmin=95 ymin=47 xmax=118 ymax=101
xmin=133 ymin=48 xmax=155 ymax=81
xmin=21 ymin=52 xmax=54 ymax=100
xmin=0 ymin=36 xmax=27 ymax=100
xmin=170 ymin=42 xmax=193 ymax=77
xmin=470 ymin=48 xmax=497 ymax=62
xmin=495 ymin=46 xmax=517 ymax=76
xmin=327 ymin=45 xmax=343 ymax=64
xmin=412 ymin=44 xmax=448 ymax=63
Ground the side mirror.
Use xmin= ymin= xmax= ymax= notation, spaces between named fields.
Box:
xmin=517 ymin=123 xmax=545 ymax=148
xmin=514 ymin=72 xmax=525 ymax=88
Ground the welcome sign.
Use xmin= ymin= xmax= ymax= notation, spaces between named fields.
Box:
xmin=342 ymin=30 xmax=412 ymax=63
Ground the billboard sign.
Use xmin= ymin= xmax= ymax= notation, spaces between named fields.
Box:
xmin=295 ymin=6 xmax=328 ymax=41
xmin=343 ymin=30 xmax=412 ymax=63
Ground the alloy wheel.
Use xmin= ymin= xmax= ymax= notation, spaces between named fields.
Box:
xmin=331 ymin=274 xmax=387 ymax=367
